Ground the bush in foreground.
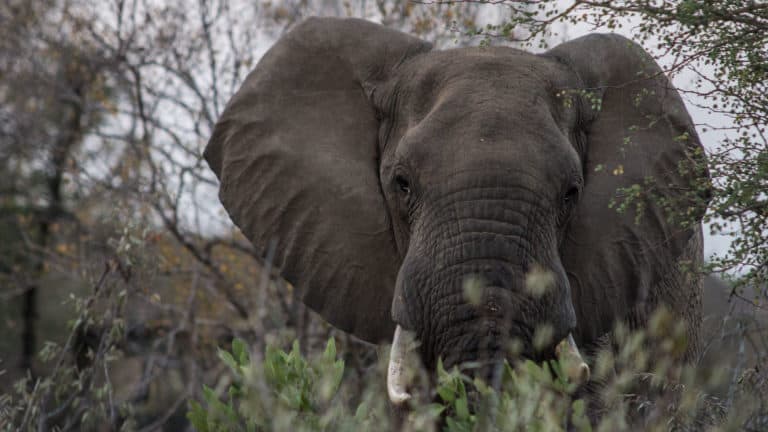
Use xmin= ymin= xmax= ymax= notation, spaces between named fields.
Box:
xmin=188 ymin=312 xmax=766 ymax=432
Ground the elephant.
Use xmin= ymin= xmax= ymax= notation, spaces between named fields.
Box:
xmin=204 ymin=17 xmax=710 ymax=405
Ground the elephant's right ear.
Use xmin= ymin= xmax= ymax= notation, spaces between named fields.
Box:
xmin=547 ymin=34 xmax=711 ymax=344
xmin=204 ymin=17 xmax=431 ymax=343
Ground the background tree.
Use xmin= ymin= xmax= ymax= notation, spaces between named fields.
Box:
xmin=0 ymin=0 xmax=115 ymax=374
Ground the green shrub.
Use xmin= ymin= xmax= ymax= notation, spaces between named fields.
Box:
xmin=188 ymin=319 xmax=766 ymax=432
xmin=188 ymin=338 xmax=344 ymax=432
xmin=188 ymin=338 xmax=596 ymax=432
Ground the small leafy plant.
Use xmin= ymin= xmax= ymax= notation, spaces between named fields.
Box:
xmin=188 ymin=338 xmax=344 ymax=432
xmin=188 ymin=337 xmax=598 ymax=432
xmin=188 ymin=310 xmax=763 ymax=432
xmin=434 ymin=358 xmax=591 ymax=432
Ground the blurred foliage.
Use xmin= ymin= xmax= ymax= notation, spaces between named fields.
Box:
xmin=188 ymin=338 xmax=345 ymax=431
xmin=187 ymin=319 xmax=765 ymax=432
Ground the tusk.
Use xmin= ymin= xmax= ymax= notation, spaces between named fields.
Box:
xmin=555 ymin=333 xmax=591 ymax=385
xmin=387 ymin=325 xmax=413 ymax=405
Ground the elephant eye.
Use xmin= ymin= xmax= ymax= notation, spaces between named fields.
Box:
xmin=563 ymin=186 xmax=579 ymax=205
xmin=395 ymin=175 xmax=411 ymax=195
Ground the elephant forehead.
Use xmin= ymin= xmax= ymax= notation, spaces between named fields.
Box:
xmin=385 ymin=47 xmax=580 ymax=167
xmin=390 ymin=96 xmax=580 ymax=190
xmin=397 ymin=110 xmax=576 ymax=176
xmin=392 ymin=47 xmax=572 ymax=119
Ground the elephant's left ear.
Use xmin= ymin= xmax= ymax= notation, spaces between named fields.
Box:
xmin=547 ymin=35 xmax=711 ymax=340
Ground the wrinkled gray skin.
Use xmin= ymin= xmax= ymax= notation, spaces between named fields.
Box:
xmin=205 ymin=18 xmax=710 ymax=384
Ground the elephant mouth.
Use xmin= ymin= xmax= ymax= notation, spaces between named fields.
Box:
xmin=386 ymin=325 xmax=590 ymax=405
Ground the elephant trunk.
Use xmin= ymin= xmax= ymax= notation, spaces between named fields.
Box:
xmin=390 ymin=184 xmax=582 ymax=399
xmin=417 ymin=256 xmax=535 ymax=372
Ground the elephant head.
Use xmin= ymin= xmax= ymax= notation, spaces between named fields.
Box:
xmin=205 ymin=18 xmax=709 ymax=403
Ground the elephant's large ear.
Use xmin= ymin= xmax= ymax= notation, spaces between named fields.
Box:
xmin=204 ymin=18 xmax=431 ymax=343
xmin=547 ymin=35 xmax=710 ymax=340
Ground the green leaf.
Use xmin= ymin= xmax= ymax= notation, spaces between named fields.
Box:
xmin=218 ymin=348 xmax=239 ymax=376
xmin=438 ymin=383 xmax=456 ymax=404
xmin=186 ymin=400 xmax=209 ymax=432
xmin=232 ymin=338 xmax=249 ymax=366
xmin=455 ymin=394 xmax=470 ymax=419
xmin=323 ymin=337 xmax=337 ymax=363
xmin=457 ymin=377 xmax=468 ymax=401
xmin=571 ymin=398 xmax=592 ymax=432
xmin=426 ymin=402 xmax=446 ymax=418
xmin=354 ymin=400 xmax=371 ymax=421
